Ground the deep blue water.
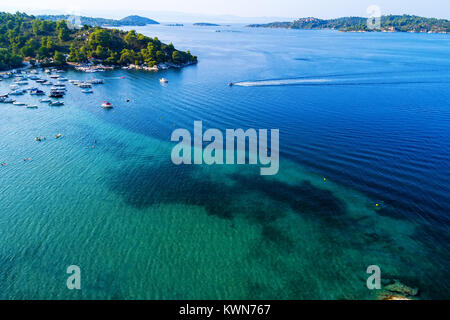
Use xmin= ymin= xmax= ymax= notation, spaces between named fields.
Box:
xmin=0 ymin=24 xmax=449 ymax=299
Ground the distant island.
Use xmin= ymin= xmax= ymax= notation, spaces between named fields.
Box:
xmin=38 ymin=14 xmax=159 ymax=27
xmin=248 ymin=15 xmax=450 ymax=33
xmin=0 ymin=12 xmax=197 ymax=71
xmin=194 ymin=23 xmax=220 ymax=27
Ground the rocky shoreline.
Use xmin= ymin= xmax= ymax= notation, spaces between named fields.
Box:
xmin=68 ymin=61 xmax=197 ymax=73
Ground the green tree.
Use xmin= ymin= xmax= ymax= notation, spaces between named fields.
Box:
xmin=38 ymin=46 xmax=49 ymax=59
xmin=172 ymin=51 xmax=185 ymax=64
xmin=53 ymin=50 xmax=66 ymax=65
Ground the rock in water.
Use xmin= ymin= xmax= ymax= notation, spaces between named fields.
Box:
xmin=384 ymin=280 xmax=419 ymax=296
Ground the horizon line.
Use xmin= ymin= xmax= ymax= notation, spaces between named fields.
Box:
xmin=2 ymin=9 xmax=450 ymax=23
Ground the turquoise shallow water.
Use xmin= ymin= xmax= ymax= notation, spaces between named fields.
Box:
xmin=0 ymin=25 xmax=449 ymax=299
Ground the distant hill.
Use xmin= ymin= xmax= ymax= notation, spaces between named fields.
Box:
xmin=38 ymin=14 xmax=159 ymax=27
xmin=118 ymin=15 xmax=159 ymax=26
xmin=248 ymin=15 xmax=450 ymax=33
xmin=193 ymin=23 xmax=220 ymax=27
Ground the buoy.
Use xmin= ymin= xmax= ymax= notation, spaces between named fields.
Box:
xmin=376 ymin=204 xmax=380 ymax=207
xmin=323 ymin=178 xmax=327 ymax=181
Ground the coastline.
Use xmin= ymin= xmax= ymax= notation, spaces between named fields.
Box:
xmin=67 ymin=60 xmax=197 ymax=73
xmin=249 ymin=26 xmax=449 ymax=34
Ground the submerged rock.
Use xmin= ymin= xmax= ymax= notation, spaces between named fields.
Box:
xmin=384 ymin=279 xmax=419 ymax=297
xmin=379 ymin=292 xmax=413 ymax=300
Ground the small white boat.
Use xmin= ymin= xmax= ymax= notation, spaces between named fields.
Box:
xmin=13 ymin=101 xmax=26 ymax=106
xmin=39 ymin=98 xmax=52 ymax=103
xmin=50 ymin=101 xmax=64 ymax=106
xmin=15 ymin=80 xmax=29 ymax=85
xmin=51 ymin=87 xmax=66 ymax=91
xmin=26 ymin=105 xmax=38 ymax=109
xmin=50 ymin=75 xmax=60 ymax=79
xmin=160 ymin=78 xmax=168 ymax=83
xmin=82 ymin=89 xmax=93 ymax=93
xmin=101 ymin=102 xmax=113 ymax=109
xmin=58 ymin=77 xmax=68 ymax=81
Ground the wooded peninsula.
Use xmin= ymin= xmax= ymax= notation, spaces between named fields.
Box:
xmin=0 ymin=12 xmax=197 ymax=71
xmin=248 ymin=15 xmax=450 ymax=33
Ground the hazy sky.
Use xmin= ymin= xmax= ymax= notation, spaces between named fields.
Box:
xmin=2 ymin=0 xmax=449 ymax=21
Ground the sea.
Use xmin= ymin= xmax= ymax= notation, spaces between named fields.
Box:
xmin=0 ymin=24 xmax=449 ymax=299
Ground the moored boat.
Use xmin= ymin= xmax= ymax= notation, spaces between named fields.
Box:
xmin=9 ymin=90 xmax=24 ymax=95
xmin=49 ymin=90 xmax=65 ymax=98
xmin=49 ymin=101 xmax=64 ymax=106
xmin=30 ymin=89 xmax=45 ymax=96
xmin=89 ymin=79 xmax=104 ymax=84
xmin=78 ymin=82 xmax=92 ymax=88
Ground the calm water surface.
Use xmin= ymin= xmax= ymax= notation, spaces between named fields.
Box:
xmin=0 ymin=25 xmax=449 ymax=299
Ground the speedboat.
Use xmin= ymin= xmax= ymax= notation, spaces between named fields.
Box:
xmin=26 ymin=105 xmax=38 ymax=109
xmin=36 ymin=79 xmax=47 ymax=83
xmin=101 ymin=102 xmax=113 ymax=109
xmin=50 ymin=75 xmax=60 ymax=79
xmin=159 ymin=78 xmax=168 ymax=83
xmin=82 ymin=89 xmax=93 ymax=93
xmin=29 ymin=75 xmax=40 ymax=80
xmin=42 ymin=81 xmax=53 ymax=86
xmin=13 ymin=101 xmax=26 ymax=106
xmin=50 ymin=101 xmax=64 ymax=106
xmin=58 ymin=77 xmax=68 ymax=82
xmin=39 ymin=98 xmax=52 ymax=103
